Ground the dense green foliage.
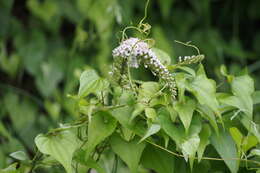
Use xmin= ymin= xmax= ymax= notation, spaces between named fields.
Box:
xmin=1 ymin=0 xmax=260 ymax=172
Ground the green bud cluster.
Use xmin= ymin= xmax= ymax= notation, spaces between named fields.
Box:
xmin=178 ymin=55 xmax=204 ymax=65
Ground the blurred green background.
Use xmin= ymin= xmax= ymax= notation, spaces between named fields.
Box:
xmin=0 ymin=0 xmax=260 ymax=170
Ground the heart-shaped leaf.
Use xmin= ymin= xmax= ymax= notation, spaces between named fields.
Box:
xmin=35 ymin=130 xmax=80 ymax=173
xmin=83 ymin=111 xmax=117 ymax=159
xmin=110 ymin=134 xmax=146 ymax=173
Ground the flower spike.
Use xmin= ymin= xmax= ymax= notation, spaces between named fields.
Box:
xmin=112 ymin=38 xmax=177 ymax=99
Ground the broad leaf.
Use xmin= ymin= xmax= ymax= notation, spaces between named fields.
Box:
xmin=180 ymin=115 xmax=202 ymax=169
xmin=158 ymin=108 xmax=184 ymax=145
xmin=1 ymin=163 xmax=19 ymax=173
xmin=111 ymin=106 xmax=146 ymax=136
xmin=248 ymin=149 xmax=260 ymax=157
xmin=131 ymin=103 xmax=146 ymax=121
xmin=9 ymin=151 xmax=28 ymax=161
xmin=197 ymin=104 xmax=219 ymax=135
xmin=241 ymin=116 xmax=260 ymax=143
xmin=139 ymin=123 xmax=161 ymax=143
xmin=35 ymin=130 xmax=80 ymax=173
xmin=138 ymin=82 xmax=160 ymax=104
xmin=210 ymin=129 xmax=239 ymax=173
xmin=85 ymin=158 xmax=107 ymax=173
xmin=141 ymin=144 xmax=174 ymax=173
xmin=78 ymin=69 xmax=109 ymax=98
xmin=181 ymin=134 xmax=200 ymax=164
xmin=144 ymin=108 xmax=157 ymax=121
xmin=242 ymin=135 xmax=258 ymax=153
xmin=197 ymin=124 xmax=211 ymax=162
xmin=230 ymin=127 xmax=257 ymax=153
xmin=175 ymin=98 xmax=196 ymax=133
xmin=229 ymin=127 xmax=243 ymax=150
xmin=110 ymin=134 xmax=146 ymax=173
xmin=186 ymin=64 xmax=220 ymax=118
xmin=221 ymin=75 xmax=254 ymax=119
xmin=83 ymin=111 xmax=117 ymax=159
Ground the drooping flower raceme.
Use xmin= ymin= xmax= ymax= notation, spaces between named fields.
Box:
xmin=111 ymin=37 xmax=177 ymax=99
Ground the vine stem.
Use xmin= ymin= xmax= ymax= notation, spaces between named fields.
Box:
xmin=138 ymin=0 xmax=150 ymax=27
xmin=120 ymin=0 xmax=151 ymax=41
xmin=175 ymin=40 xmax=201 ymax=55
xmin=145 ymin=139 xmax=260 ymax=166
xmin=112 ymin=154 xmax=118 ymax=173
xmin=127 ymin=61 xmax=138 ymax=97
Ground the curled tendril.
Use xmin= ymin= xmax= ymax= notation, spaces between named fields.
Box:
xmin=174 ymin=40 xmax=205 ymax=66
xmin=174 ymin=40 xmax=201 ymax=55
xmin=120 ymin=0 xmax=151 ymax=42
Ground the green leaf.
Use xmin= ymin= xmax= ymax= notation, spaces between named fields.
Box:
xmin=131 ymin=103 xmax=146 ymax=121
xmin=1 ymin=163 xmax=19 ymax=173
xmin=229 ymin=127 xmax=243 ymax=150
xmin=186 ymin=64 xmax=221 ymax=119
xmin=180 ymin=115 xmax=202 ymax=169
xmin=141 ymin=144 xmax=174 ymax=173
xmin=242 ymin=135 xmax=258 ymax=152
xmin=177 ymin=66 xmax=196 ymax=77
xmin=220 ymin=75 xmax=254 ymax=119
xmin=138 ymin=82 xmax=160 ymax=103
xmin=175 ymin=73 xmax=187 ymax=102
xmin=139 ymin=123 xmax=161 ymax=143
xmin=35 ymin=129 xmax=81 ymax=173
xmin=220 ymin=65 xmax=233 ymax=82
xmin=210 ymin=129 xmax=239 ymax=173
xmin=110 ymin=134 xmax=146 ymax=173
xmin=241 ymin=116 xmax=260 ymax=143
xmin=197 ymin=105 xmax=219 ymax=135
xmin=17 ymin=30 xmax=46 ymax=75
xmin=197 ymin=124 xmax=211 ymax=162
xmin=152 ymin=47 xmax=171 ymax=66
xmin=9 ymin=151 xmax=28 ymax=161
xmin=0 ymin=52 xmax=20 ymax=78
xmin=78 ymin=69 xmax=109 ymax=98
xmin=231 ymin=75 xmax=254 ymax=114
xmin=85 ymin=158 xmax=107 ymax=173
xmin=144 ymin=108 xmax=157 ymax=120
xmin=157 ymin=108 xmax=184 ymax=145
xmin=181 ymin=133 xmax=200 ymax=163
xmin=111 ymin=106 xmax=146 ymax=136
xmin=175 ymin=98 xmax=196 ymax=133
xmin=248 ymin=149 xmax=260 ymax=157
xmin=83 ymin=111 xmax=117 ymax=160
xmin=159 ymin=108 xmax=201 ymax=169
xmin=36 ymin=61 xmax=63 ymax=97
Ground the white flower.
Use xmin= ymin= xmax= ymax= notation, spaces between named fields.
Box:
xmin=112 ymin=37 xmax=177 ymax=99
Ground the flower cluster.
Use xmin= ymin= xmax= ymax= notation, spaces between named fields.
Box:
xmin=112 ymin=38 xmax=150 ymax=68
xmin=178 ymin=54 xmax=204 ymax=65
xmin=112 ymin=37 xmax=177 ymax=99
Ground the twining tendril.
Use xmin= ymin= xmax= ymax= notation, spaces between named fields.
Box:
xmin=174 ymin=40 xmax=205 ymax=65
xmin=120 ymin=0 xmax=151 ymax=42
xmin=111 ymin=38 xmax=177 ymax=99
xmin=175 ymin=40 xmax=201 ymax=55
